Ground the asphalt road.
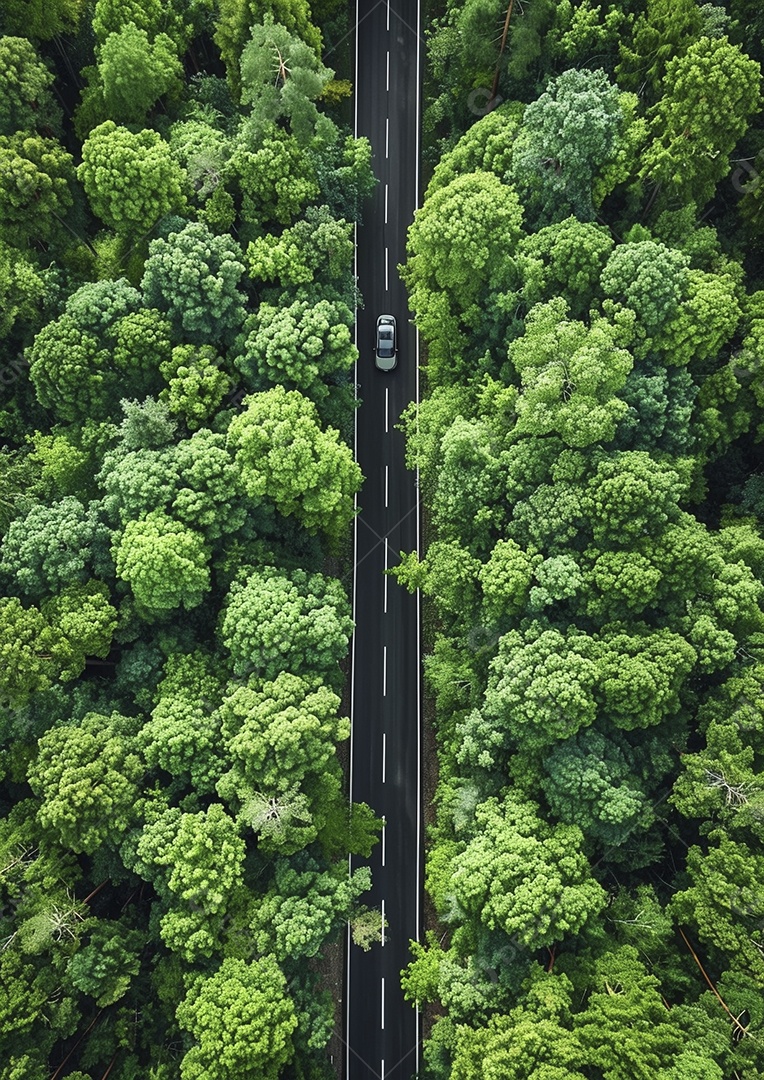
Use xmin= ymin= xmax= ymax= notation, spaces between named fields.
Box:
xmin=344 ymin=0 xmax=423 ymax=1074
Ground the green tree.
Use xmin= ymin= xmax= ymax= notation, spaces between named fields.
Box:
xmin=510 ymin=68 xmax=632 ymax=225
xmin=517 ymin=216 xmax=613 ymax=320
xmin=217 ymin=670 xmax=348 ymax=795
xmin=0 ymin=37 xmax=58 ymax=136
xmin=484 ymin=626 xmax=599 ymax=751
xmin=0 ymin=133 xmax=76 ymax=248
xmin=78 ymin=120 xmax=187 ymax=236
xmin=159 ymin=344 xmax=232 ymax=430
xmin=219 ymin=566 xmax=353 ymax=680
xmin=99 ymin=25 xmax=183 ymax=124
xmin=227 ymin=386 xmax=361 ymax=539
xmin=402 ymin=171 xmax=523 ymax=378
xmin=0 ymin=0 xmax=85 ymax=39
xmin=66 ymin=921 xmax=144 ymax=1006
xmin=615 ymin=0 xmax=705 ymax=96
xmin=239 ymin=16 xmax=332 ymax=143
xmin=28 ymin=711 xmax=142 ymax=853
xmin=247 ymin=205 xmax=354 ymax=290
xmin=141 ymin=221 xmax=247 ymax=345
xmin=249 ymin=859 xmax=371 ymax=960
xmin=176 ymin=956 xmax=297 ymax=1079
xmin=426 ymin=103 xmax=524 ymax=196
xmin=135 ymin=803 xmax=246 ymax=960
xmin=92 ymin=0 xmax=195 ymax=50
xmin=238 ymin=297 xmax=356 ymax=399
xmin=639 ymin=36 xmax=761 ymax=208
xmin=452 ymin=795 xmax=606 ymax=947
xmin=226 ymin=124 xmax=319 ymax=230
xmin=113 ymin=511 xmax=210 ymax=617
xmin=0 ymin=496 xmax=113 ymax=601
xmin=509 ymin=300 xmax=632 ymax=447
xmin=214 ymin=0 xmax=321 ymax=99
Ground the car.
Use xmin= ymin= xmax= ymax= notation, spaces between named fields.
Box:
xmin=375 ymin=314 xmax=397 ymax=371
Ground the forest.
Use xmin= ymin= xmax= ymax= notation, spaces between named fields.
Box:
xmin=0 ymin=0 xmax=381 ymax=1077
xmin=395 ymin=0 xmax=764 ymax=1077
xmin=4 ymin=0 xmax=764 ymax=1078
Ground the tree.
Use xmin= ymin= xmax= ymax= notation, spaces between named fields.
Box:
xmin=0 ymin=496 xmax=113 ymax=601
xmin=141 ymin=221 xmax=247 ymax=345
xmin=226 ymin=124 xmax=319 ymax=230
xmin=28 ymin=711 xmax=143 ymax=853
xmin=517 ymin=216 xmax=614 ymax=320
xmin=508 ymin=300 xmax=632 ymax=447
xmin=238 ymin=297 xmax=356 ymax=399
xmin=0 ymin=37 xmax=58 ymax=136
xmin=426 ymin=103 xmax=524 ymax=196
xmin=510 ymin=68 xmax=631 ymax=225
xmin=113 ymin=511 xmax=210 ymax=617
xmin=98 ymin=25 xmax=183 ymax=124
xmin=484 ymin=626 xmax=600 ymax=751
xmin=92 ymin=0 xmax=195 ymax=51
xmin=0 ymin=133 xmax=76 ymax=248
xmin=248 ymin=857 xmax=370 ymax=960
xmin=78 ymin=121 xmax=187 ymax=236
xmin=66 ymin=920 xmax=144 ymax=1007
xmin=247 ymin=206 xmax=354 ymax=291
xmin=219 ymin=566 xmax=353 ymax=680
xmin=135 ymin=804 xmax=246 ymax=960
xmin=615 ymin=0 xmax=705 ymax=96
xmin=541 ymin=728 xmax=653 ymax=849
xmin=176 ymin=956 xmax=297 ymax=1080
xmin=226 ymin=386 xmax=361 ymax=539
xmin=431 ymin=418 xmax=507 ymax=552
xmin=159 ymin=344 xmax=232 ymax=430
xmin=451 ymin=795 xmax=606 ymax=947
xmin=600 ymin=238 xmax=690 ymax=356
xmin=214 ymin=0 xmax=321 ymax=100
xmin=639 ymin=36 xmax=762 ymax=208
xmin=217 ymin=670 xmax=348 ymax=795
xmin=402 ymin=171 xmax=523 ymax=377
xmin=239 ymin=16 xmax=332 ymax=144
xmin=0 ymin=596 xmax=58 ymax=707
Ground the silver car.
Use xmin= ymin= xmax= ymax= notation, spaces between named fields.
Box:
xmin=375 ymin=314 xmax=397 ymax=371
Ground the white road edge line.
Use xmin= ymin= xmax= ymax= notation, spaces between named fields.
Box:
xmin=382 ymin=644 xmax=387 ymax=696
xmin=381 ymin=899 xmax=386 ymax=946
xmin=381 ymin=821 xmax=386 ymax=866
xmin=385 ymin=386 xmax=389 ymax=432
xmin=384 ymin=182 xmax=388 ymax=224
xmin=382 ymin=732 xmax=386 ymax=783
xmin=385 ymin=115 xmax=389 ymax=156
xmin=381 ymin=977 xmax=385 ymax=1029
xmin=385 ymin=246 xmax=389 ymax=291
xmin=384 ymin=535 xmax=388 ymax=612
xmin=385 ymin=464 xmax=389 ymax=508
xmin=386 ymin=0 xmax=390 ymax=30
xmin=386 ymin=51 xmax=390 ymax=92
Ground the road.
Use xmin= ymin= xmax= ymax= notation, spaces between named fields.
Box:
xmin=344 ymin=0 xmax=423 ymax=1074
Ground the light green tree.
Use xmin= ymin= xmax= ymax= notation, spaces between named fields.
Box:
xmin=99 ymin=25 xmax=183 ymax=124
xmin=227 ymin=386 xmax=361 ymax=538
xmin=0 ymin=37 xmax=58 ymax=136
xmin=452 ymin=795 xmax=606 ymax=947
xmin=113 ymin=511 xmax=210 ymax=617
xmin=639 ymin=36 xmax=761 ymax=207
xmin=219 ymin=566 xmax=353 ymax=680
xmin=28 ymin=711 xmax=143 ymax=853
xmin=176 ymin=956 xmax=297 ymax=1079
xmin=78 ymin=121 xmax=187 ymax=236
xmin=238 ymin=297 xmax=356 ymax=399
